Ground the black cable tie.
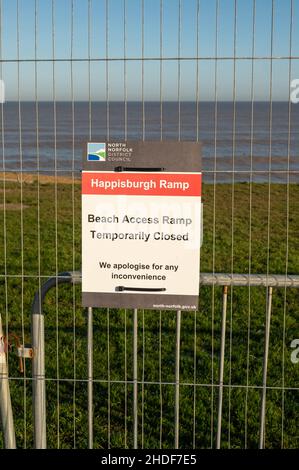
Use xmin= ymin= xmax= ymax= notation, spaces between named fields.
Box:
xmin=115 ymin=286 xmax=166 ymax=292
xmin=114 ymin=166 xmax=165 ymax=172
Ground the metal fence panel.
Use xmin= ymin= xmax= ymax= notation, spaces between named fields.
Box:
xmin=0 ymin=0 xmax=298 ymax=449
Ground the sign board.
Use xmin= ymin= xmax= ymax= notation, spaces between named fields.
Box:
xmin=82 ymin=141 xmax=202 ymax=310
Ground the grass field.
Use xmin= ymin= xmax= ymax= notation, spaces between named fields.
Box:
xmin=0 ymin=177 xmax=298 ymax=448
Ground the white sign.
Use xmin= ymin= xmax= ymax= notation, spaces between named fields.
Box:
xmin=82 ymin=142 xmax=202 ymax=310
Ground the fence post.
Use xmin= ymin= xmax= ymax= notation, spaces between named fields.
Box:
xmin=87 ymin=307 xmax=93 ymax=449
xmin=31 ymin=312 xmax=46 ymax=449
xmin=133 ymin=308 xmax=138 ymax=449
xmin=174 ymin=310 xmax=181 ymax=449
xmin=259 ymin=286 xmax=273 ymax=449
xmin=30 ymin=272 xmax=80 ymax=449
xmin=0 ymin=314 xmax=16 ymax=449
xmin=216 ymin=286 xmax=228 ymax=449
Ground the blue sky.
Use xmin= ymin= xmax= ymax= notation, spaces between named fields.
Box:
xmin=0 ymin=0 xmax=299 ymax=100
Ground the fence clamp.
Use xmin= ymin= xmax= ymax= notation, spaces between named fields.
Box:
xmin=17 ymin=345 xmax=34 ymax=373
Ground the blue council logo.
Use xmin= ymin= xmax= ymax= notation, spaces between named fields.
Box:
xmin=87 ymin=143 xmax=106 ymax=161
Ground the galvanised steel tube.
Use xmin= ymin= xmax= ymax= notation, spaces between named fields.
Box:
xmin=31 ymin=272 xmax=80 ymax=449
xmin=87 ymin=307 xmax=93 ymax=449
xmin=174 ymin=310 xmax=181 ymax=449
xmin=259 ymin=287 xmax=273 ymax=449
xmin=216 ymin=286 xmax=228 ymax=449
xmin=0 ymin=314 xmax=16 ymax=449
xmin=35 ymin=272 xmax=299 ymax=289
xmin=133 ymin=308 xmax=138 ymax=450
xmin=200 ymin=273 xmax=299 ymax=288
xmin=31 ymin=313 xmax=46 ymax=449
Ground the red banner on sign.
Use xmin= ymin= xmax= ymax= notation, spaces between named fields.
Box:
xmin=82 ymin=172 xmax=202 ymax=197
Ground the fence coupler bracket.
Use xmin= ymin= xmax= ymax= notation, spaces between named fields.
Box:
xmin=17 ymin=345 xmax=34 ymax=373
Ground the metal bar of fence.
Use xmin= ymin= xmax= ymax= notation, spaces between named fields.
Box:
xmin=174 ymin=310 xmax=181 ymax=449
xmin=0 ymin=314 xmax=16 ymax=449
xmin=133 ymin=308 xmax=138 ymax=449
xmin=0 ymin=0 xmax=15 ymax=449
xmin=1 ymin=55 xmax=299 ymax=62
xmin=31 ymin=272 xmax=75 ymax=449
xmin=31 ymin=312 xmax=46 ymax=449
xmin=87 ymin=307 xmax=93 ymax=449
xmin=216 ymin=286 xmax=228 ymax=449
xmin=31 ymin=272 xmax=299 ymax=288
xmin=30 ymin=272 xmax=299 ymax=449
xmin=259 ymin=286 xmax=273 ymax=449
xmin=1 ymin=169 xmax=298 ymax=177
xmin=200 ymin=273 xmax=299 ymax=288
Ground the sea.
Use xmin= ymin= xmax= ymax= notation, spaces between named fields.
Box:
xmin=0 ymin=101 xmax=298 ymax=183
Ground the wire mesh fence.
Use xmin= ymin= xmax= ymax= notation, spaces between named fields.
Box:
xmin=0 ymin=0 xmax=299 ymax=449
